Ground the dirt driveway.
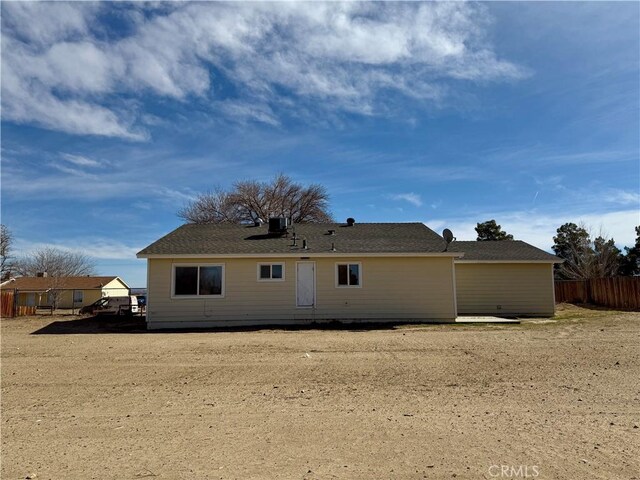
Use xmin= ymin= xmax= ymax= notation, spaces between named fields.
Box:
xmin=2 ymin=306 xmax=639 ymax=480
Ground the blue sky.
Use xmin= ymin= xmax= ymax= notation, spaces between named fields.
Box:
xmin=1 ymin=1 xmax=638 ymax=287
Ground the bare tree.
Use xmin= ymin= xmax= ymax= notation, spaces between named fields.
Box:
xmin=1 ymin=224 xmax=13 ymax=280
xmin=178 ymin=189 xmax=240 ymax=224
xmin=12 ymin=247 xmax=97 ymax=309
xmin=553 ymin=223 xmax=621 ymax=280
xmin=179 ymin=174 xmax=333 ymax=224
xmin=13 ymin=247 xmax=96 ymax=277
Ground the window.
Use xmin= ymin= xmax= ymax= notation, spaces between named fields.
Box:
xmin=336 ymin=263 xmax=361 ymax=287
xmin=173 ymin=264 xmax=224 ymax=297
xmin=73 ymin=290 xmax=83 ymax=303
xmin=258 ymin=263 xmax=285 ymax=281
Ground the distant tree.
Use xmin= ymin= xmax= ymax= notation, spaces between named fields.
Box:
xmin=552 ymin=223 xmax=590 ymax=262
xmin=1 ymin=224 xmax=13 ymax=281
xmin=13 ymin=247 xmax=96 ymax=277
xmin=177 ymin=188 xmax=239 ymax=224
xmin=12 ymin=247 xmax=97 ymax=309
xmin=179 ymin=174 xmax=333 ymax=224
xmin=591 ymin=236 xmax=622 ymax=278
xmin=618 ymin=225 xmax=640 ymax=276
xmin=552 ymin=223 xmax=621 ymax=279
xmin=475 ymin=220 xmax=514 ymax=241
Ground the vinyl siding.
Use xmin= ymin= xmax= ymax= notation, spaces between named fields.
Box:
xmin=103 ymin=278 xmax=130 ymax=298
xmin=146 ymin=256 xmax=456 ymax=328
xmin=455 ymin=263 xmax=555 ymax=316
xmin=16 ymin=289 xmax=102 ymax=308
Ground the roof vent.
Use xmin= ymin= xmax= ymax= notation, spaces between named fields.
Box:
xmin=327 ymin=229 xmax=336 ymax=235
xmin=268 ymin=217 xmax=288 ymax=235
xmin=346 ymin=217 xmax=355 ymax=227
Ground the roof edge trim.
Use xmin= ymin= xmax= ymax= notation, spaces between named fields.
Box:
xmin=455 ymin=259 xmax=561 ymax=264
xmin=138 ymin=252 xmax=464 ymax=259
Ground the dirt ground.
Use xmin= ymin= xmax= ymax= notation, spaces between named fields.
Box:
xmin=2 ymin=305 xmax=639 ymax=480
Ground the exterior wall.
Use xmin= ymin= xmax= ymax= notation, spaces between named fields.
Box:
xmin=455 ymin=263 xmax=555 ymax=316
xmin=72 ymin=290 xmax=103 ymax=308
xmin=17 ymin=292 xmax=43 ymax=307
xmin=146 ymin=256 xmax=456 ymax=329
xmin=102 ymin=278 xmax=130 ymax=298
xmin=16 ymin=289 xmax=102 ymax=308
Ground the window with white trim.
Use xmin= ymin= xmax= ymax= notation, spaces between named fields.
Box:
xmin=336 ymin=263 xmax=361 ymax=287
xmin=258 ymin=263 xmax=284 ymax=281
xmin=173 ymin=264 xmax=224 ymax=297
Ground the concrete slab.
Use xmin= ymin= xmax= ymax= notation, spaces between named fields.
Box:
xmin=455 ymin=316 xmax=520 ymax=324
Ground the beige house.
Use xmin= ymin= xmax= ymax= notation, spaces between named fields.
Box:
xmin=1 ymin=276 xmax=130 ymax=309
xmin=137 ymin=222 xmax=461 ymax=329
xmin=449 ymin=241 xmax=559 ymax=317
xmin=138 ymin=221 xmax=561 ymax=330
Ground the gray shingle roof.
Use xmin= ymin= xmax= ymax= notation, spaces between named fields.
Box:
xmin=448 ymin=240 xmax=560 ymax=262
xmin=137 ymin=222 xmax=451 ymax=256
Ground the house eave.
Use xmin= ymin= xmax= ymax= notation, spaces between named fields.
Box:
xmin=455 ymin=259 xmax=561 ymax=264
xmin=138 ymin=252 xmax=464 ymax=259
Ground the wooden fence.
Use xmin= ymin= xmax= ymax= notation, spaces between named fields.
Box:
xmin=1 ymin=290 xmax=15 ymax=317
xmin=555 ymin=277 xmax=640 ymax=310
xmin=1 ymin=290 xmax=38 ymax=317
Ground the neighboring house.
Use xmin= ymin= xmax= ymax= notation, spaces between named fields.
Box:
xmin=137 ymin=222 xmax=461 ymax=329
xmin=0 ymin=276 xmax=130 ymax=309
xmin=448 ymin=241 xmax=560 ymax=317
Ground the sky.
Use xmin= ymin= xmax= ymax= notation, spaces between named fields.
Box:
xmin=1 ymin=1 xmax=639 ymax=288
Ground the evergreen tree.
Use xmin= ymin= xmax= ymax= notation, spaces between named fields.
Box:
xmin=618 ymin=226 xmax=640 ymax=276
xmin=475 ymin=220 xmax=514 ymax=241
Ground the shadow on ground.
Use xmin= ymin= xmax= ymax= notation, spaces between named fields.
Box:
xmin=564 ymin=302 xmax=639 ymax=313
xmin=31 ymin=315 xmax=148 ymax=335
xmin=29 ymin=316 xmax=455 ymax=335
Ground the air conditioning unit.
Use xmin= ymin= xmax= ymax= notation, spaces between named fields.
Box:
xmin=268 ymin=217 xmax=288 ymax=235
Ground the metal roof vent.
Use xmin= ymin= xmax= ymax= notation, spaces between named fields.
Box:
xmin=327 ymin=229 xmax=336 ymax=235
xmin=346 ymin=217 xmax=355 ymax=226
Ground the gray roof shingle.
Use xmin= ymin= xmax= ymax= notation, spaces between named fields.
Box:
xmin=448 ymin=240 xmax=560 ymax=262
xmin=137 ymin=222 xmax=451 ymax=256
xmin=138 ymin=223 xmax=561 ymax=262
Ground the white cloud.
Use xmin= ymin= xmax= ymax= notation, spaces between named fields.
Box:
xmin=1 ymin=2 xmax=98 ymax=45
xmin=1 ymin=45 xmax=146 ymax=140
xmin=48 ymin=162 xmax=98 ymax=179
xmin=15 ymin=238 xmax=141 ymax=261
xmin=1 ymin=162 xmax=194 ymax=204
xmin=427 ymin=209 xmax=639 ymax=250
xmin=604 ymin=189 xmax=640 ymax=206
xmin=218 ymin=100 xmax=280 ymax=126
xmin=1 ymin=2 xmax=527 ymax=138
xmin=60 ymin=153 xmax=102 ymax=167
xmin=389 ymin=193 xmax=424 ymax=207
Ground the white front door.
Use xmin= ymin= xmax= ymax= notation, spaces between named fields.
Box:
xmin=296 ymin=262 xmax=315 ymax=307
